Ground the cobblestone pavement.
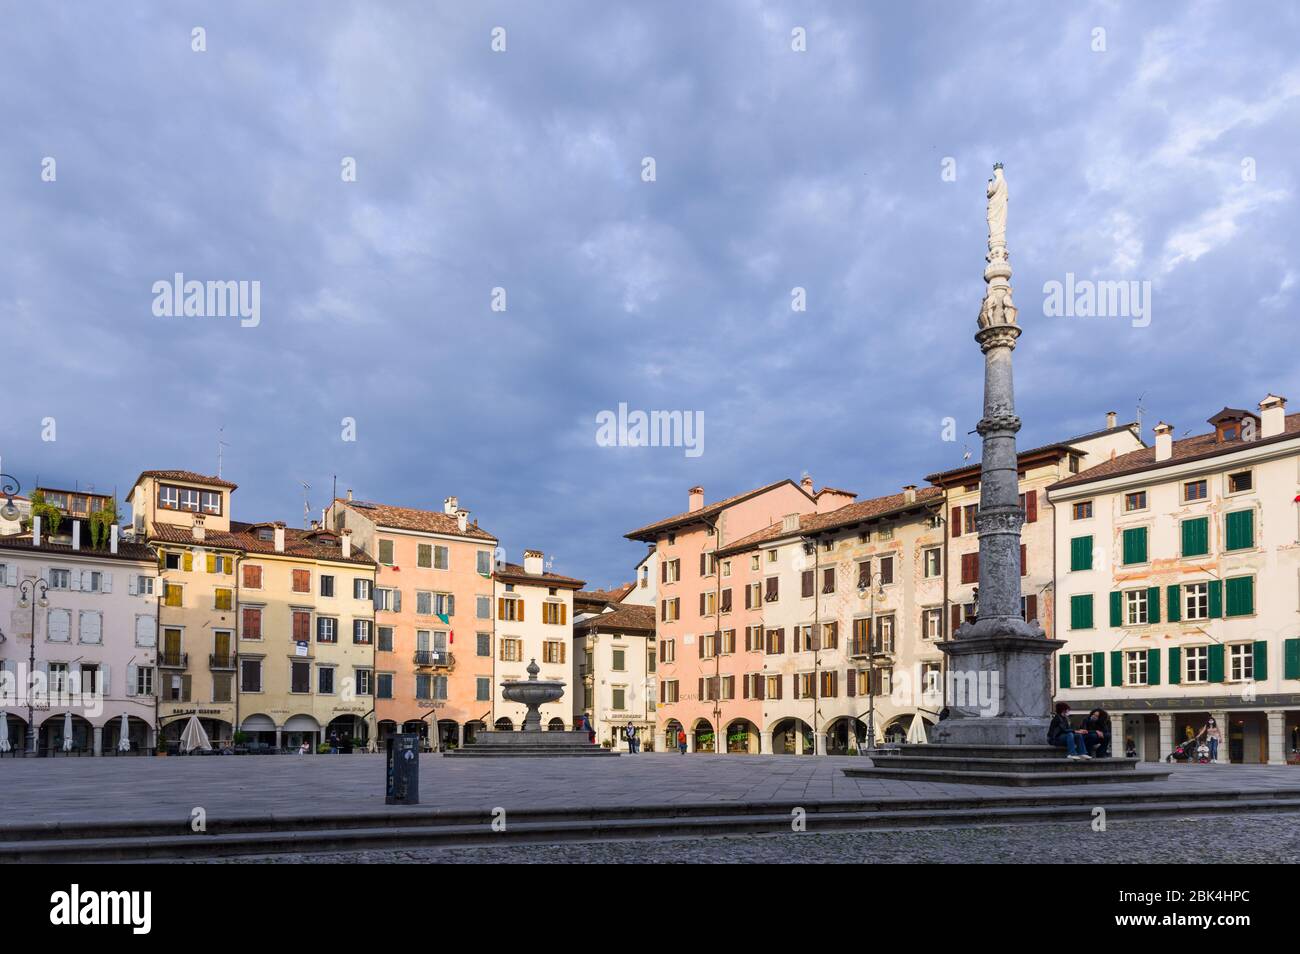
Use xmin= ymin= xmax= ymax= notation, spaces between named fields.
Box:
xmin=2 ymin=752 xmax=1298 ymax=825
xmin=203 ymin=813 xmax=1300 ymax=864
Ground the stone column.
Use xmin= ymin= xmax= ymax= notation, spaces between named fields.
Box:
xmin=759 ymin=726 xmax=771 ymax=755
xmin=1210 ymin=710 xmax=1230 ymax=764
xmin=93 ymin=724 xmax=103 ymax=757
xmin=274 ymin=726 xmax=282 ymax=751
xmin=457 ymin=723 xmax=465 ymax=748
xmin=1267 ymin=711 xmax=1285 ymax=765
xmin=815 ymin=731 xmax=827 ymax=756
xmin=1157 ymin=714 xmax=1173 ymax=762
xmin=655 ymin=729 xmax=666 ymax=752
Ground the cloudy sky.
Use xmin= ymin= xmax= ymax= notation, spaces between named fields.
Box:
xmin=2 ymin=1 xmax=1297 ymax=587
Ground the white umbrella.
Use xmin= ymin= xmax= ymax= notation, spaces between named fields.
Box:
xmin=61 ymin=711 xmax=73 ymax=751
xmin=0 ymin=714 xmax=11 ymax=753
xmin=180 ymin=714 xmax=212 ymax=753
xmin=116 ymin=712 xmax=131 ymax=752
xmin=906 ymin=714 xmax=930 ymax=745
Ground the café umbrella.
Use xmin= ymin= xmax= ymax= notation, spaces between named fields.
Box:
xmin=116 ymin=712 xmax=131 ymax=752
xmin=905 ymin=714 xmax=930 ymax=745
xmin=61 ymin=710 xmax=74 ymax=751
xmin=180 ymin=714 xmax=212 ymax=753
xmin=0 ymin=714 xmax=10 ymax=753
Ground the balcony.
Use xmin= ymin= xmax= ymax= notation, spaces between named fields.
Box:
xmin=209 ymin=654 xmax=236 ymax=670
xmin=413 ymin=650 xmax=454 ymax=669
xmin=159 ymin=652 xmax=188 ymax=669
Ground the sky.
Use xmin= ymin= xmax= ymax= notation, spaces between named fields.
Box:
xmin=2 ymin=0 xmax=1298 ymax=589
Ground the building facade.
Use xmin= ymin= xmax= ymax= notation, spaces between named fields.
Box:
xmin=573 ymin=593 xmax=655 ymax=749
xmin=1050 ymin=397 xmax=1300 ymax=765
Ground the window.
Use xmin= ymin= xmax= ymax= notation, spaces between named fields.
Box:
xmin=647 ymin=646 xmax=657 ymax=673
xmin=722 ymin=560 xmax=732 ymax=578
xmin=1225 ymin=576 xmax=1254 ymax=617
xmin=78 ymin=611 xmax=103 ymax=644
xmin=135 ymin=666 xmax=154 ymax=696
xmin=317 ymin=617 xmax=338 ymax=643
xmin=353 ymin=620 xmax=373 ymax=644
xmin=500 ymin=638 xmax=523 ymax=662
xmin=1229 ymin=643 xmax=1254 ymax=682
xmin=477 ymin=676 xmax=491 ymax=701
xmin=1124 ymin=491 xmax=1147 ymax=512
xmin=416 ymin=591 xmax=432 ymax=615
xmin=417 ymin=544 xmax=432 ymax=568
xmin=318 ymin=667 xmax=336 ymax=695
xmin=1072 ymin=653 xmax=1093 ymax=688
xmin=291 ymin=661 xmax=311 ymax=694
xmin=612 ymin=687 xmax=627 ymax=710
xmin=879 ymin=555 xmax=895 ymax=585
xmin=291 ymin=569 xmax=310 ymax=593
xmin=1183 ymin=479 xmax=1208 ymax=502
xmin=1181 ymin=517 xmax=1209 ymax=557
xmin=242 ymin=565 xmax=262 ymax=589
xmin=292 ymin=610 xmax=311 ymax=642
xmin=661 ymin=680 xmax=680 ymax=704
xmin=355 ymin=669 xmax=372 ymax=695
xmin=750 ymin=554 xmax=759 ymax=571
xmin=353 ymin=579 xmax=373 ymax=601
xmin=764 ymin=577 xmax=779 ymax=602
xmin=499 ymin=597 xmax=523 ymax=622
xmin=542 ymin=640 xmax=566 ymax=664
xmin=241 ymin=606 xmax=262 ymax=640
xmin=700 ymin=552 xmax=716 ymax=576
xmin=159 ymin=485 xmax=179 ymax=510
xmin=378 ymin=540 xmax=395 ymax=565
xmin=962 ymin=504 xmax=978 ymax=531
xmin=319 ymin=575 xmax=335 ymax=598
xmin=1069 ymin=594 xmax=1094 ymax=630
xmin=612 ymin=648 xmax=626 ymax=671
xmin=542 ymin=602 xmax=567 ymax=625
xmin=660 ymin=639 xmax=676 ymax=663
xmin=699 ymin=632 xmax=716 ymax=659
xmin=924 ymin=548 xmax=942 ymax=578
xmin=1225 ymin=510 xmax=1254 ymax=551
xmin=1070 ymin=535 xmax=1093 ymax=571
xmin=201 ymin=491 xmax=222 ymax=514
xmin=875 ymin=615 xmax=895 ymax=654
xmin=1124 ymin=589 xmax=1149 ymax=626
xmin=820 ymin=622 xmax=837 ymax=651
xmin=377 ymin=626 xmax=393 ymax=652
xmin=924 ymin=608 xmax=943 ymax=640
xmin=179 ymin=488 xmax=201 ymax=512
xmin=48 ymin=568 xmax=71 ymax=590
xmin=433 ymin=546 xmax=449 ymax=570
xmin=1184 ymin=582 xmax=1209 ymax=621
xmin=415 ymin=673 xmax=431 ymax=700
xmin=1227 ymin=470 xmax=1253 ymax=494
xmin=374 ymin=588 xmax=395 ymax=612
xmin=47 ymin=608 xmax=71 ymax=642
xmin=819 ymin=670 xmax=837 ymax=699
xmin=1184 ymin=646 xmax=1208 ymax=683
xmin=661 ymin=597 xmax=679 ymax=622
xmin=1124 ymin=650 xmax=1148 ymax=686
xmin=135 ymin=615 xmax=156 ymax=647
xmin=477 ymin=632 xmax=490 ymax=656
xmin=1121 ymin=527 xmax=1148 ymax=565
xmin=164 ymin=552 xmax=182 ymax=570
xmin=214 ymin=588 xmax=233 ymax=611
xmin=744 ymin=582 xmax=761 ymax=609
xmin=477 ymin=550 xmax=492 ymax=575
xmin=377 ymin=673 xmax=394 ymax=699
xmin=241 ymin=659 xmax=263 ymax=693
xmin=1072 ymin=501 xmax=1093 ymax=520
xmin=133 ymin=575 xmax=155 ymax=596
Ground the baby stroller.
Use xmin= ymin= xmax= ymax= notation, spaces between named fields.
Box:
xmin=1166 ymin=738 xmax=1211 ymax=763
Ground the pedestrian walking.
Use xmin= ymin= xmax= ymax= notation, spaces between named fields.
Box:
xmin=1200 ymin=718 xmax=1222 ymax=762
xmin=677 ymin=727 xmax=687 ymax=754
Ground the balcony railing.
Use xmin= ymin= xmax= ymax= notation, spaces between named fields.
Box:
xmin=413 ymin=650 xmax=453 ymax=668
xmin=209 ymin=654 xmax=236 ymax=670
xmin=159 ymin=652 xmax=188 ymax=668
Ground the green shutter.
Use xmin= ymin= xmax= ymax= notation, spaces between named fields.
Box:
xmin=1148 ymin=648 xmax=1161 ymax=686
xmin=1208 ymin=579 xmax=1223 ymax=618
xmin=1070 ymin=536 xmax=1093 ymax=571
xmin=1092 ymin=651 xmax=1106 ymax=687
xmin=1109 ymin=591 xmax=1123 ymax=627
xmin=1225 ymin=510 xmax=1254 ymax=551
xmin=1059 ymin=655 xmax=1071 ymax=689
xmin=1122 ymin=527 xmax=1148 ymax=565
xmin=1168 ymin=646 xmax=1181 ymax=684
xmin=1285 ymin=639 xmax=1300 ymax=680
xmin=1110 ymin=651 xmax=1123 ymax=686
xmin=1253 ymin=640 xmax=1268 ymax=681
xmin=1166 ymin=584 xmax=1181 ymax=622
xmin=1071 ymin=594 xmax=1094 ymax=630
xmin=1181 ymin=517 xmax=1208 ymax=557
xmin=1225 ymin=576 xmax=1254 ymax=617
xmin=1208 ymin=644 xmax=1225 ymax=683
xmin=1147 ymin=586 xmax=1161 ymax=623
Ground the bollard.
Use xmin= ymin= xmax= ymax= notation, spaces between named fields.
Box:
xmin=385 ymin=733 xmax=420 ymax=805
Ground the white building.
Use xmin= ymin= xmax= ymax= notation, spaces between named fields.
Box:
xmin=573 ymin=597 xmax=657 ymax=750
xmin=1049 ymin=396 xmax=1300 ymax=764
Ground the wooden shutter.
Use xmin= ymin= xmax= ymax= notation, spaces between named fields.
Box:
xmin=776 ymin=627 xmax=785 ymax=654
xmin=1285 ymin=639 xmax=1300 ymax=680
xmin=1208 ymin=644 xmax=1225 ymax=682
xmin=792 ymin=675 xmax=800 ymax=699
xmin=661 ymin=561 xmax=667 ymax=584
xmin=181 ymin=674 xmax=192 ymax=702
xmin=951 ymin=506 xmax=962 ymax=536
xmin=951 ymin=604 xmax=962 ymax=635
xmin=1110 ymin=650 xmax=1122 ymax=686
xmin=961 ymin=552 xmax=979 ymax=585
xmin=846 ymin=670 xmax=856 ymax=697
xmin=1025 ymin=489 xmax=1038 ymax=523
xmin=1020 ymin=544 xmax=1027 ymax=576
xmin=1091 ymin=650 xmax=1105 ymax=687
xmin=699 ymin=553 xmax=707 ymax=576
xmin=1058 ymin=655 xmax=1070 ymax=689
xmin=1168 ymin=646 xmax=1181 ymax=684
xmin=182 ymin=552 xmax=193 ymax=572
xmin=801 ymin=571 xmax=814 ymax=598
xmin=858 ymin=561 xmax=869 ymax=588
xmin=517 ymin=599 xmax=524 ymax=622
xmin=755 ymin=674 xmax=765 ymax=701
xmin=1147 ymin=586 xmax=1161 ymax=623
xmin=699 ymin=593 xmax=706 ymax=616
xmin=1109 ymin=591 xmax=1123 ymax=627
xmin=1024 ymin=594 xmax=1037 ymax=624
xmin=1147 ymin=648 xmax=1161 ymax=686
xmin=206 ymin=553 xmax=216 ymax=573
xmin=1166 ymin=585 xmax=1181 ymax=622
xmin=1253 ymin=640 xmax=1268 ymax=680
xmin=1208 ymin=580 xmax=1223 ymax=618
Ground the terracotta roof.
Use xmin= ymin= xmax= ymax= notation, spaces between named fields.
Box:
xmin=147 ymin=521 xmax=375 ymax=565
xmin=0 ymin=533 xmax=155 ymax=562
xmin=132 ymin=470 xmax=238 ymax=491
xmin=335 ymin=498 xmax=496 ymax=542
xmin=625 ymin=479 xmax=810 ymax=540
xmin=815 ymin=487 xmax=857 ymax=497
xmin=719 ymin=486 xmax=944 ymax=555
xmin=576 ymin=583 xmax=635 ymax=604
xmin=574 ymin=603 xmax=656 ymax=634
xmin=1050 ymin=412 xmax=1300 ymax=491
xmin=925 ymin=422 xmax=1141 ymax=485
xmin=494 ymin=562 xmax=585 ymax=589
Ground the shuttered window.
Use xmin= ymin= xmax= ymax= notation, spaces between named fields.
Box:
xmin=960 ymin=552 xmax=979 ymax=585
xmin=1225 ymin=576 xmax=1254 ymax=617
xmin=1069 ymin=594 xmax=1094 ymax=630
xmin=1121 ymin=527 xmax=1148 ymax=565
xmin=1070 ymin=536 xmax=1092 ymax=571
xmin=1181 ymin=517 xmax=1209 ymax=557
xmin=1225 ymin=510 xmax=1254 ymax=551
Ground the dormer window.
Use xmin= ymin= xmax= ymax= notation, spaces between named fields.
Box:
xmin=257 ymin=529 xmax=274 ymax=542
xmin=1208 ymin=408 xmax=1259 ymax=444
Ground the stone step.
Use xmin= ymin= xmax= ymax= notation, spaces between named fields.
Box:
xmin=871 ymin=755 xmax=1142 ymax=773
xmin=844 ymin=764 xmax=1172 ymax=786
xmin=870 ymin=744 xmax=1079 ymax=760
xmin=2 ymin=794 xmax=1293 ymax=862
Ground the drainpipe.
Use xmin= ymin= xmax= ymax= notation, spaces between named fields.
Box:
xmin=147 ymin=543 xmax=162 ymax=753
xmin=233 ymin=551 xmax=243 ymax=748
xmin=704 ymin=516 xmax=722 ymax=755
xmin=810 ymin=534 xmax=820 ymax=754
xmin=941 ymin=487 xmax=951 ymax=709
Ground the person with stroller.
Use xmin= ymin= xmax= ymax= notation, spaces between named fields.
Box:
xmin=1082 ymin=708 xmax=1112 ymax=758
xmin=1200 ymin=717 xmax=1222 ymax=762
xmin=1047 ymin=702 xmax=1091 ymax=759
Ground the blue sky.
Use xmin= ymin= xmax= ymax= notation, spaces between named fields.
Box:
xmin=2 ymin=1 xmax=1297 ymax=588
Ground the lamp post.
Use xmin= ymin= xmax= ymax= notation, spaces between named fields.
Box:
xmin=17 ymin=578 xmax=49 ymax=756
xmin=856 ymin=572 xmax=889 ymax=751
xmin=0 ymin=473 xmax=21 ymax=523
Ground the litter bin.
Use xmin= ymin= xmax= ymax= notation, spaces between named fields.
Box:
xmin=386 ymin=733 xmax=420 ymax=805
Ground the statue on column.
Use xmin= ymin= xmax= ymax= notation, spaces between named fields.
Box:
xmin=986 ymin=163 xmax=1008 ymax=248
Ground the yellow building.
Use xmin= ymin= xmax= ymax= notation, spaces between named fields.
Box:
xmin=128 ymin=470 xmax=242 ymax=746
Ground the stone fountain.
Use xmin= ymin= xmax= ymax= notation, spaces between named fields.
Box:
xmin=446 ymin=659 xmax=616 ymax=757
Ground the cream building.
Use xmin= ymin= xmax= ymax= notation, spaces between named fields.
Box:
xmin=1049 ymin=397 xmax=1300 ymax=764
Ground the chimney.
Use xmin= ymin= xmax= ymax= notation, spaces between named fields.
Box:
xmin=310 ymin=519 xmax=320 ymax=531
xmin=1259 ymin=394 xmax=1287 ymax=438
xmin=110 ymin=524 xmax=119 ymax=555
xmin=903 ymin=484 xmax=917 ymax=504
xmin=781 ymin=513 xmax=800 ymax=532
xmin=191 ymin=513 xmax=206 ymax=542
xmin=800 ymin=475 xmax=814 ymax=495
xmin=72 ymin=521 xmax=81 ymax=551
xmin=274 ymin=525 xmax=285 ymax=553
xmin=524 ymin=549 xmax=544 ymax=575
xmin=456 ymin=509 xmax=468 ymax=533
xmin=1106 ymin=410 xmax=1117 ymax=428
xmin=31 ymin=515 xmax=40 ymax=546
xmin=688 ymin=486 xmax=704 ymax=512
xmin=346 ymin=488 xmax=353 ymax=502
xmin=341 ymin=528 xmax=352 ymax=558
xmin=1153 ymin=422 xmax=1174 ymax=462
xmin=444 ymin=496 xmax=459 ymax=515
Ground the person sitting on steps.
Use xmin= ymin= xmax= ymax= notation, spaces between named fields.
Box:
xmin=1047 ymin=702 xmax=1092 ymax=760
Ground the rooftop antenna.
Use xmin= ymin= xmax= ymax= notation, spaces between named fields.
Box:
xmin=299 ymin=480 xmax=312 ymax=528
xmin=1135 ymin=393 xmax=1147 ymax=436
xmin=217 ymin=427 xmax=230 ymax=479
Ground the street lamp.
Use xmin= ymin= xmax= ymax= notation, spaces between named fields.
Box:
xmin=856 ymin=573 xmax=890 ymax=752
xmin=17 ymin=578 xmax=49 ymax=756
xmin=1 ymin=473 xmax=21 ymax=522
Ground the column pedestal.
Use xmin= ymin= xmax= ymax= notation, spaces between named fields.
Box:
xmin=932 ymin=630 xmax=1063 ymax=746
